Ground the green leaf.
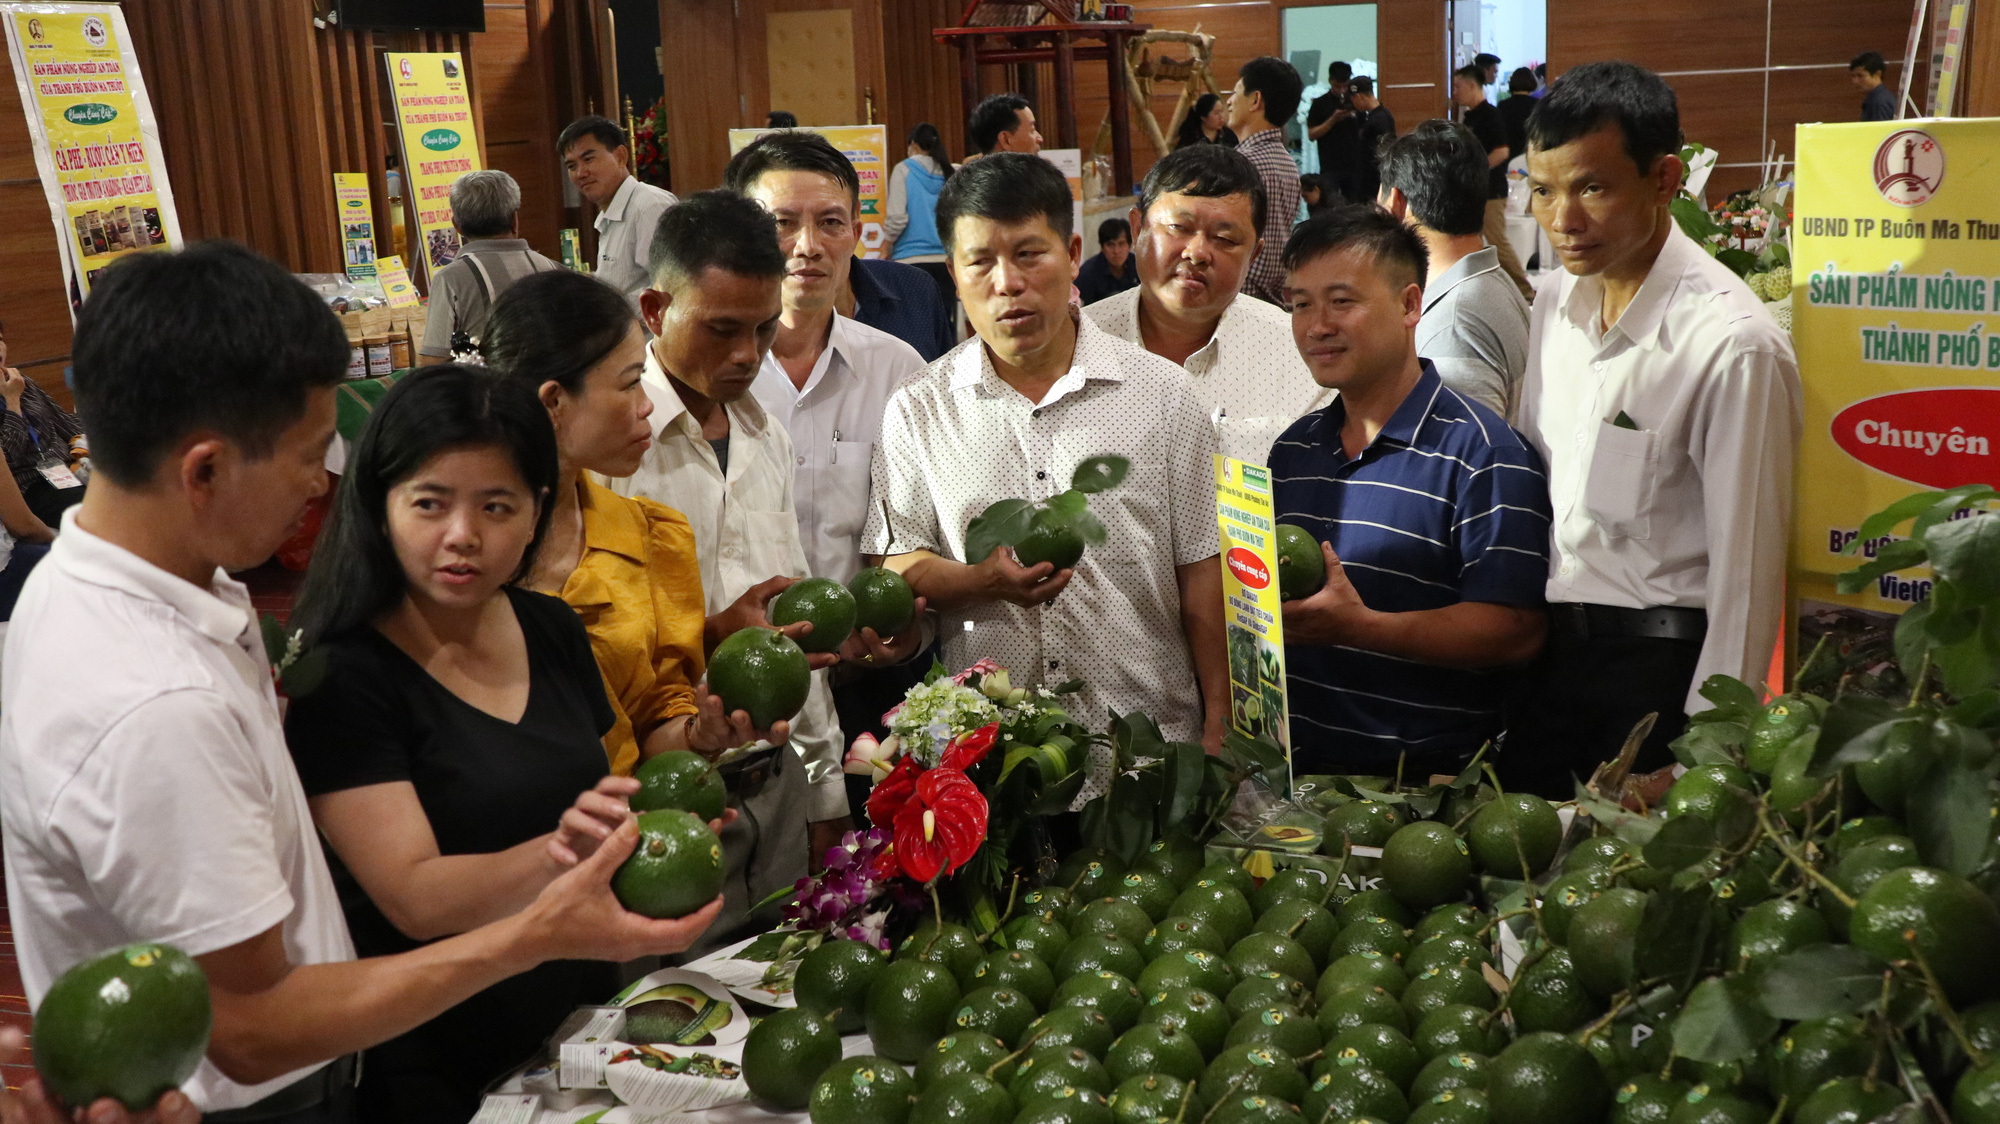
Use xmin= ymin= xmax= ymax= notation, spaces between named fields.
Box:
xmin=259 ymin=613 xmax=287 ymax=662
xmin=1948 ymin=690 xmax=2000 ymax=731
xmin=1911 ymin=484 xmax=2000 ymax=541
xmin=1936 ymin=613 xmax=2000 ymax=698
xmin=1636 ymin=887 xmax=1719 ymax=982
xmin=1697 ymin=675 xmax=1763 ymax=722
xmin=1855 ymin=490 xmax=1948 ymax=547
xmin=279 ymin=647 xmax=330 ymax=698
xmin=1836 ymin=538 xmax=1929 ymax=594
xmin=1905 ymin=757 xmax=1997 ymax=875
xmin=1807 ymin=695 xmax=1904 ymax=777
xmin=1644 ymin=814 xmax=1719 ymax=873
xmin=1715 ymin=248 xmax=1759 ymax=278
xmin=1164 ymin=740 xmax=1208 ymax=830
xmin=965 ymin=498 xmax=1036 ymax=562
xmin=1071 ymin=511 xmax=1108 ymax=546
xmin=1672 ymin=194 xmax=1725 ymax=241
xmin=1671 ymin=721 xmax=1746 ymax=768
xmin=1926 ymin=513 xmax=2000 ymax=600
xmin=1572 ymin=782 xmax=1662 ymax=846
xmin=1894 ymin=598 xmax=1937 ymax=677
xmin=1673 ymin=975 xmax=1779 ymax=1063
xmin=1070 ymin=455 xmax=1131 ymax=495
xmin=1047 ymin=678 xmax=1086 ymax=695
xmin=1755 ymin=944 xmax=1887 ymax=1019
xmin=1031 ymin=772 xmax=1086 ymax=815
xmin=1047 ymin=489 xmax=1089 ymax=516
xmin=734 ymin=930 xmax=799 ymax=962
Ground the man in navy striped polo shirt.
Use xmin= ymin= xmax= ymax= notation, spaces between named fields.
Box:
xmin=1272 ymin=207 xmax=1552 ymax=775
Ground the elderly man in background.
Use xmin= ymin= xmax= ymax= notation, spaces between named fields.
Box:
xmin=418 ymin=169 xmax=560 ymax=363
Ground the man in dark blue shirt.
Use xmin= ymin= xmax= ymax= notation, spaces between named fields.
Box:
xmin=848 ymin=256 xmax=956 ymax=361
xmin=1851 ymin=51 xmax=1896 ymax=122
xmin=1271 ymin=207 xmax=1551 ymax=776
xmin=1076 ymin=218 xmax=1140 ymax=306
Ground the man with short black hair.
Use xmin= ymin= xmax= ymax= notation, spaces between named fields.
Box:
xmin=861 ymin=154 xmax=1230 ymax=760
xmin=603 ymin=191 xmax=852 ymax=952
xmin=1076 ymin=217 xmax=1140 ymax=305
xmin=1454 ymin=66 xmax=1533 ymax=301
xmin=1508 ymin=60 xmax=1801 ymax=796
xmin=1306 ymin=62 xmax=1360 ymax=202
xmin=1851 ymin=51 xmax=1895 ymax=121
xmin=1378 ymin=120 xmax=1529 ymax=417
xmin=1498 ymin=68 xmax=1539 ymax=167
xmin=1228 ymin=56 xmax=1306 ymax=306
xmin=1084 ymin=144 xmax=1328 ymax=463
xmin=1474 ymin=52 xmax=1502 ymax=87
xmin=420 ymin=169 xmax=559 ymax=362
xmin=1273 ymin=208 xmax=1550 ymax=775
xmin=1347 ymin=76 xmax=1396 ymax=204
xmin=968 ymin=93 xmax=1042 ymax=156
xmin=724 ymin=131 xmax=933 ymax=756
xmin=1 ymin=242 xmax=719 ymax=1121
xmin=559 ymin=114 xmax=679 ymax=305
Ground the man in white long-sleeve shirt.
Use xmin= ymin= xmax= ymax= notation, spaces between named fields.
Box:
xmin=1502 ymin=61 xmax=1801 ymax=797
xmin=603 ymin=190 xmax=853 ymax=953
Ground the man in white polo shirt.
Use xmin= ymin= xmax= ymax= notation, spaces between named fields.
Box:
xmin=561 ymin=114 xmax=679 ymax=307
xmin=1084 ymin=144 xmax=1330 ymax=465
xmin=0 ymin=243 xmax=720 ymax=1122
xmin=861 ymin=155 xmax=1229 ymax=763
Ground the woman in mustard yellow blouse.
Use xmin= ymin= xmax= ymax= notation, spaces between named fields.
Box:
xmin=482 ymin=270 xmax=791 ymax=773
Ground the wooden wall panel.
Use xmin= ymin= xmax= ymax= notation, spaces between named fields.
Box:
xmin=661 ymin=0 xmax=749 ymax=191
xmin=881 ymin=0 xmax=964 ymax=159
xmin=1373 ymin=0 xmax=1446 ymax=131
xmin=473 ymin=2 xmax=565 ymax=252
xmin=123 ymin=0 xmax=344 ymax=274
xmin=1548 ymin=2 xmax=1765 ymax=74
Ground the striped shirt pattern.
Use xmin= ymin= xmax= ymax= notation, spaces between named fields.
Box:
xmin=1270 ymin=361 xmax=1551 ymax=767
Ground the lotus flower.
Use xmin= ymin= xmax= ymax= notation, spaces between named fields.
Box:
xmin=941 ymin=723 xmax=1000 ymax=772
xmin=844 ymin=732 xmax=901 ymax=778
xmin=892 ymin=767 xmax=989 ymax=884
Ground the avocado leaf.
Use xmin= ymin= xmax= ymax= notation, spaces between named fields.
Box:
xmin=1070 ymin=455 xmax=1131 ymax=495
xmin=1755 ymin=944 xmax=1886 ymax=1019
xmin=1673 ymin=975 xmax=1778 ymax=1063
xmin=965 ymin=497 xmax=1036 ymax=562
xmin=1047 ymin=489 xmax=1089 ymax=516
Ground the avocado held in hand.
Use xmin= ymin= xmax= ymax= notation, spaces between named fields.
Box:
xmin=707 ymin=627 xmax=811 ymax=729
xmin=771 ymin=577 xmax=859 ymax=654
xmin=965 ymin=455 xmax=1131 ymax=572
xmin=1275 ymin=524 xmax=1326 ymax=601
xmin=34 ymin=943 xmax=211 ymax=1112
xmin=613 ymin=809 xmax=725 ymax=919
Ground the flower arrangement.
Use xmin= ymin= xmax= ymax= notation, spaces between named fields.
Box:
xmin=632 ymin=95 xmax=671 ymax=190
xmin=1668 ymin=143 xmax=1794 ymax=330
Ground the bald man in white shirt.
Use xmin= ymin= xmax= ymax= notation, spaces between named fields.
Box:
xmin=1503 ymin=61 xmax=1800 ymax=797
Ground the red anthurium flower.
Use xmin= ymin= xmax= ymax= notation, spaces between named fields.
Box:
xmin=893 ymin=767 xmax=989 ymax=884
xmin=941 ymin=723 xmax=1001 ymax=772
xmin=865 ymin=755 xmax=923 ymax=830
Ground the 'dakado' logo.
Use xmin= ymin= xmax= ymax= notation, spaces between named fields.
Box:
xmin=1873 ymin=129 xmax=1944 ymax=207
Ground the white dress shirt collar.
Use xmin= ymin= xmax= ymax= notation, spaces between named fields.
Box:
xmin=642 ymin=343 xmax=778 ymax=463
xmin=948 ymin=310 xmax=1127 ymax=401
xmin=1554 ymin=223 xmax=1706 ymax=351
xmin=595 ymin=173 xmax=640 ymax=230
xmin=57 ymin=512 xmax=256 ymax=648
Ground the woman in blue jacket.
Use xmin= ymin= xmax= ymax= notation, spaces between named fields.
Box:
xmin=885 ymin=122 xmax=955 ymax=307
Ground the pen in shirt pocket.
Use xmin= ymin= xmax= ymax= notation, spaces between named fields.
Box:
xmin=832 ymin=429 xmax=840 ymax=463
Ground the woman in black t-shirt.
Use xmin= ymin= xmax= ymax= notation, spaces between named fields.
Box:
xmin=285 ymin=367 xmax=724 ymax=1122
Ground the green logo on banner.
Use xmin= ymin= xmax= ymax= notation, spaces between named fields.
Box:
xmin=62 ymin=103 xmax=116 ymax=125
xmin=419 ymin=128 xmax=461 ymax=151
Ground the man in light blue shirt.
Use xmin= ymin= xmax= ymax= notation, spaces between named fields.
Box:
xmin=560 ymin=115 xmax=678 ymax=307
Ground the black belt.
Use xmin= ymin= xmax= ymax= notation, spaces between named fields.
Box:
xmin=205 ymin=1054 xmax=357 ymax=1123
xmin=1548 ymin=602 xmax=1708 ymax=643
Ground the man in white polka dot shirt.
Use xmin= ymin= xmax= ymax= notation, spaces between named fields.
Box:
xmin=859 ymin=155 xmax=1230 ymax=756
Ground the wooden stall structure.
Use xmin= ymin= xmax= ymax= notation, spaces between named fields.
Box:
xmin=934 ymin=0 xmax=1149 ymax=194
